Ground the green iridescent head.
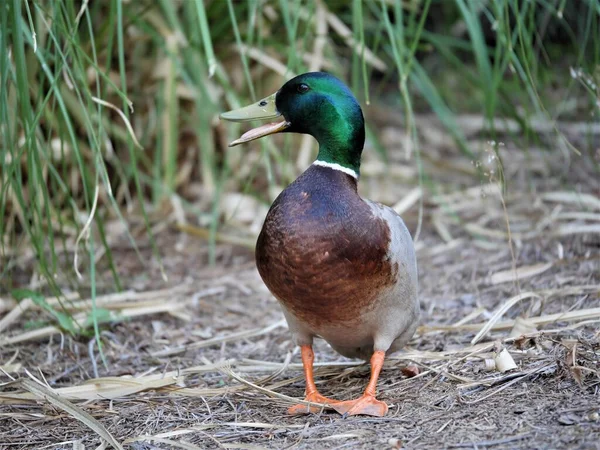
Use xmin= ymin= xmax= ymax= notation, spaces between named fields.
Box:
xmin=221 ymin=72 xmax=365 ymax=175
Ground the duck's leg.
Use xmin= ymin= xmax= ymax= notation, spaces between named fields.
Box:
xmin=332 ymin=350 xmax=388 ymax=417
xmin=288 ymin=345 xmax=339 ymax=415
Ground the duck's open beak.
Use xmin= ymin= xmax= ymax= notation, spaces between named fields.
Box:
xmin=220 ymin=92 xmax=290 ymax=147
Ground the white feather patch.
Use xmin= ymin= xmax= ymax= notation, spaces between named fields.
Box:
xmin=312 ymin=160 xmax=358 ymax=179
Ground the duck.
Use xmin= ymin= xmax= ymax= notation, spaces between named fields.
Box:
xmin=220 ymin=72 xmax=419 ymax=417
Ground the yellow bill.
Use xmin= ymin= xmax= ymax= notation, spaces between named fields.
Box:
xmin=220 ymin=92 xmax=290 ymax=147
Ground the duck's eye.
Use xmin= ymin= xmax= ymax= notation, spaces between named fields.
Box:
xmin=297 ymin=83 xmax=310 ymax=94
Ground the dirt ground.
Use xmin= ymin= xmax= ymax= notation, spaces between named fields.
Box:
xmin=1 ymin=112 xmax=599 ymax=449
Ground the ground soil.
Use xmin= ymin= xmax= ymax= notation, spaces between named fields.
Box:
xmin=1 ymin=112 xmax=599 ymax=449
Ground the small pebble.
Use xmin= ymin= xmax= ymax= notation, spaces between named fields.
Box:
xmin=388 ymin=437 xmax=402 ymax=449
xmin=401 ymin=365 xmax=419 ymax=378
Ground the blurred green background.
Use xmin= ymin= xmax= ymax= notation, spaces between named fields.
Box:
xmin=1 ymin=0 xmax=599 ymax=328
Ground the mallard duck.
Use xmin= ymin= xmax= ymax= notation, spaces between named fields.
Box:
xmin=220 ymin=72 xmax=419 ymax=417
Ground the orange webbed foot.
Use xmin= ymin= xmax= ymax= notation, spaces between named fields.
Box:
xmin=332 ymin=395 xmax=388 ymax=417
xmin=330 ymin=350 xmax=389 ymax=417
xmin=287 ymin=392 xmax=339 ymax=415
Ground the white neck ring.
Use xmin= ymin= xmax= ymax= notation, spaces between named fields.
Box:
xmin=312 ymin=160 xmax=358 ymax=179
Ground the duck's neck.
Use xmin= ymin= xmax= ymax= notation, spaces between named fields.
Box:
xmin=314 ymin=138 xmax=363 ymax=179
xmin=311 ymin=100 xmax=365 ymax=179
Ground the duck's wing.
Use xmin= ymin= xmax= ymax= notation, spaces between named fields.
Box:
xmin=364 ymin=200 xmax=418 ymax=288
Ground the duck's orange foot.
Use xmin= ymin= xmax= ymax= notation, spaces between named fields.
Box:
xmin=288 ymin=392 xmax=339 ymax=415
xmin=332 ymin=395 xmax=388 ymax=417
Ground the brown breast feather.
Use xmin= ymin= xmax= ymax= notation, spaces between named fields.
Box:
xmin=255 ymin=166 xmax=396 ymax=329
